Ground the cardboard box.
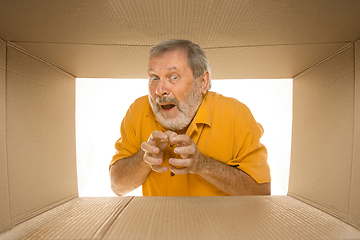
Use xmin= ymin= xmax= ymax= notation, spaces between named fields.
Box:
xmin=0 ymin=1 xmax=360 ymax=239
xmin=1 ymin=196 xmax=360 ymax=240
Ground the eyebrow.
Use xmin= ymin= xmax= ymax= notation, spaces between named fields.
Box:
xmin=166 ymin=66 xmax=177 ymax=71
xmin=148 ymin=66 xmax=178 ymax=73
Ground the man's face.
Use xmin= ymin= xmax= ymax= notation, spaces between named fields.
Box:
xmin=147 ymin=49 xmax=203 ymax=131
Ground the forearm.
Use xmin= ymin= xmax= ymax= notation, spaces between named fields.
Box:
xmin=197 ymin=154 xmax=271 ymax=196
xmin=109 ymin=149 xmax=151 ymax=196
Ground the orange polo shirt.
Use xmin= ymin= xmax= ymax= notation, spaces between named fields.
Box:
xmin=110 ymin=91 xmax=271 ymax=196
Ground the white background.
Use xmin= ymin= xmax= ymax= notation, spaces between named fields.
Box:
xmin=76 ymin=78 xmax=292 ymax=197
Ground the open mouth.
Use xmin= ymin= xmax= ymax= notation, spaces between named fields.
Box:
xmin=161 ymin=104 xmax=176 ymax=110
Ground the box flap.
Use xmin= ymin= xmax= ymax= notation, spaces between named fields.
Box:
xmin=13 ymin=41 xmax=348 ymax=80
xmin=0 ymin=197 xmax=133 ymax=240
xmin=348 ymin=39 xmax=360 ymax=228
xmin=104 ymin=196 xmax=360 ymax=239
xmin=2 ymin=196 xmax=359 ymax=239
xmin=6 ymin=45 xmax=78 ymax=225
xmin=0 ymin=38 xmax=11 ymax=233
xmin=1 ymin=1 xmax=360 ymax=79
xmin=289 ymin=45 xmax=355 ymax=220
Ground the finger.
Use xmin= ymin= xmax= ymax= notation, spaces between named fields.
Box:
xmin=149 ymin=131 xmax=168 ymax=144
xmin=140 ymin=142 xmax=160 ymax=154
xmin=164 ymin=130 xmax=177 ymax=139
xmin=151 ymin=165 xmax=168 ymax=173
xmin=150 ymin=131 xmax=170 ymax=150
xmin=169 ymin=134 xmax=192 ymax=146
xmin=169 ymin=158 xmax=191 ymax=167
xmin=169 ymin=166 xmax=189 ymax=175
xmin=143 ymin=153 xmax=163 ymax=166
xmin=174 ymin=145 xmax=196 ymax=155
xmin=164 ymin=130 xmax=178 ymax=147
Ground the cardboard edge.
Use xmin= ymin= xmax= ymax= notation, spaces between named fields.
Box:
xmin=347 ymin=38 xmax=360 ymax=229
xmin=289 ymin=43 xmax=356 ymax=226
xmin=0 ymin=37 xmax=12 ymax=234
xmin=6 ymin=43 xmax=78 ymax=226
xmin=7 ymin=42 xmax=76 ymax=79
xmin=288 ymin=193 xmax=359 ymax=230
xmin=92 ymin=196 xmax=134 ymax=240
xmin=103 ymin=196 xmax=360 ymax=239
xmin=0 ymin=197 xmax=135 ymax=240
xmin=292 ymin=43 xmax=352 ymax=79
xmin=0 ymin=197 xmax=79 ymax=240
xmin=13 ymin=195 xmax=78 ymax=226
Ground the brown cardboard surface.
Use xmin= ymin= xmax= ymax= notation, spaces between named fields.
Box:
xmin=6 ymin=45 xmax=78 ymax=225
xmin=0 ymin=0 xmax=360 ymax=47
xmin=0 ymin=197 xmax=133 ymax=240
xmin=1 ymin=1 xmax=360 ymax=79
xmin=0 ymin=39 xmax=11 ymax=233
xmin=2 ymin=1 xmax=360 ymax=45
xmin=348 ymin=39 xmax=360 ymax=228
xmin=104 ymin=196 xmax=360 ymax=240
xmin=0 ymin=0 xmax=360 ymax=237
xmin=13 ymin=41 xmax=348 ymax=80
xmin=1 ymin=196 xmax=359 ymax=240
xmin=11 ymin=42 xmax=151 ymax=79
xmin=289 ymin=45 xmax=355 ymax=220
xmin=205 ymin=42 xmax=347 ymax=80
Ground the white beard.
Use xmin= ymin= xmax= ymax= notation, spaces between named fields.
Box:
xmin=149 ymin=80 xmax=203 ymax=131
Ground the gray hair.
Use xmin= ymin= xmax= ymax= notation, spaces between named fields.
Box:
xmin=149 ymin=39 xmax=212 ymax=91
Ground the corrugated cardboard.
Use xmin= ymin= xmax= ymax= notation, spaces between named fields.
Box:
xmin=1 ymin=0 xmax=360 ymax=79
xmin=5 ymin=44 xmax=78 ymax=226
xmin=1 ymin=196 xmax=360 ymax=240
xmin=0 ymin=197 xmax=133 ymax=240
xmin=3 ymin=0 xmax=360 ymax=45
xmin=104 ymin=196 xmax=360 ymax=240
xmin=0 ymin=0 xmax=360 ymax=239
xmin=11 ymin=41 xmax=348 ymax=80
xmin=289 ymin=45 xmax=355 ymax=221
xmin=348 ymin=39 xmax=360 ymax=228
xmin=0 ymin=39 xmax=11 ymax=233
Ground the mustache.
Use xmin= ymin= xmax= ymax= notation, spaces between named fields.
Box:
xmin=155 ymin=96 xmax=180 ymax=107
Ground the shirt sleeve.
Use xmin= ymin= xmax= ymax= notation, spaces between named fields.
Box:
xmin=227 ymin=111 xmax=271 ymax=184
xmin=109 ymin=102 xmax=141 ymax=167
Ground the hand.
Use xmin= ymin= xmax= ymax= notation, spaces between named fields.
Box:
xmin=140 ymin=130 xmax=177 ymax=173
xmin=168 ymin=134 xmax=204 ymax=175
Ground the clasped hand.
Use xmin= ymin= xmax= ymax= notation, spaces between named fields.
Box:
xmin=140 ymin=130 xmax=203 ymax=175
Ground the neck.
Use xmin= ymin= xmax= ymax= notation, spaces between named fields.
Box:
xmin=175 ymin=128 xmax=187 ymax=135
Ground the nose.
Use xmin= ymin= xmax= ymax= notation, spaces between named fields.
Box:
xmin=155 ymin=78 xmax=170 ymax=96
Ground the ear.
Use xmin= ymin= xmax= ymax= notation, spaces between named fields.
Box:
xmin=199 ymin=71 xmax=210 ymax=95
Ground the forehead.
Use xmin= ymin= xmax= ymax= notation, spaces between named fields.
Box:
xmin=148 ymin=49 xmax=190 ymax=72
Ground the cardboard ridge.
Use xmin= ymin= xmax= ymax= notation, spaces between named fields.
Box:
xmin=293 ymin=43 xmax=353 ymax=79
xmin=91 ymin=197 xmax=135 ymax=240
xmin=0 ymin=197 xmax=134 ymax=240
xmin=0 ymin=37 xmax=11 ymax=234
xmin=1 ymin=1 xmax=360 ymax=238
xmin=3 ymin=43 xmax=78 ymax=230
xmin=1 ymin=196 xmax=360 ymax=240
xmin=6 ymin=42 xmax=76 ymax=79
xmin=348 ymin=38 xmax=360 ymax=228
xmin=289 ymin=44 xmax=357 ymax=227
xmin=288 ymin=193 xmax=360 ymax=230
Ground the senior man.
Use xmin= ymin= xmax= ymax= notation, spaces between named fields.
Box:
xmin=109 ymin=39 xmax=271 ymax=196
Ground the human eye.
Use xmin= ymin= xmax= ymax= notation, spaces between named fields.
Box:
xmin=149 ymin=76 xmax=159 ymax=82
xmin=169 ymin=75 xmax=179 ymax=82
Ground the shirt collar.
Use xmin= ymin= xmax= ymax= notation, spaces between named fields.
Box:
xmin=190 ymin=91 xmax=212 ymax=127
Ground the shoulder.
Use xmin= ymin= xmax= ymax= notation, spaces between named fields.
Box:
xmin=124 ymin=95 xmax=152 ymax=122
xmin=128 ymin=95 xmax=150 ymax=112
xmin=206 ymin=91 xmax=250 ymax=117
xmin=132 ymin=95 xmax=150 ymax=107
